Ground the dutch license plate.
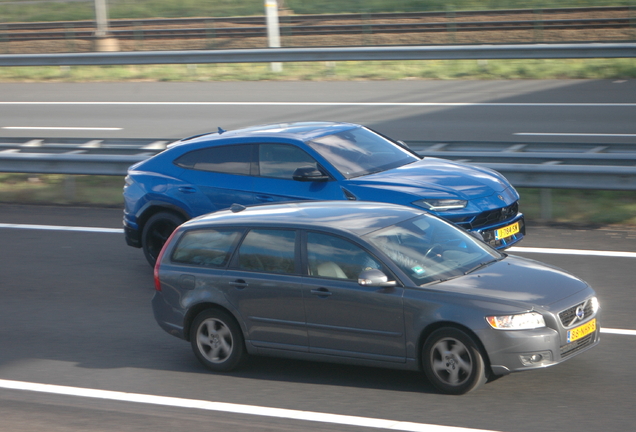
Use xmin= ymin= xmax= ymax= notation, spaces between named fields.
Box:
xmin=495 ymin=222 xmax=520 ymax=240
xmin=567 ymin=318 xmax=597 ymax=343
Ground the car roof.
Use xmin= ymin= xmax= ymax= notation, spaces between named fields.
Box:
xmin=183 ymin=201 xmax=425 ymax=236
xmin=176 ymin=122 xmax=360 ymax=146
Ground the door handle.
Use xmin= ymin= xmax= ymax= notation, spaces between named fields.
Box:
xmin=310 ymin=288 xmax=332 ymax=297
xmin=256 ymin=195 xmax=274 ymax=202
xmin=178 ymin=186 xmax=197 ymax=194
xmin=229 ymin=279 xmax=248 ymax=289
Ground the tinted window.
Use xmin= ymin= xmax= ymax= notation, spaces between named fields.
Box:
xmin=172 ymin=229 xmax=242 ymax=267
xmin=237 ymin=229 xmax=296 ymax=274
xmin=307 ymin=232 xmax=385 ymax=281
xmin=174 ymin=144 xmax=252 ymax=175
xmin=307 ymin=127 xmax=418 ymax=179
xmin=258 ymin=144 xmax=318 ymax=179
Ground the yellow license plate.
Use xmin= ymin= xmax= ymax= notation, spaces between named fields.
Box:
xmin=495 ymin=222 xmax=520 ymax=240
xmin=567 ymin=318 xmax=597 ymax=343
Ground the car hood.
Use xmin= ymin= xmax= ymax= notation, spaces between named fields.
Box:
xmin=346 ymin=157 xmax=511 ymax=200
xmin=436 ymin=255 xmax=589 ymax=308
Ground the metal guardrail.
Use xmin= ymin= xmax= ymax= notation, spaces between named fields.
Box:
xmin=1 ymin=137 xmax=635 ymax=190
xmin=1 ymin=43 xmax=635 ymax=67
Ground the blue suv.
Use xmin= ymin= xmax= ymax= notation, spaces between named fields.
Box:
xmin=123 ymin=122 xmax=524 ymax=265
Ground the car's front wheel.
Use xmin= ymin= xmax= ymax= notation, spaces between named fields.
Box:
xmin=142 ymin=211 xmax=184 ymax=266
xmin=422 ymin=328 xmax=487 ymax=395
xmin=190 ymin=309 xmax=246 ymax=372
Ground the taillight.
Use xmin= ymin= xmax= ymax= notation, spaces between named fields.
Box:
xmin=154 ymin=229 xmax=179 ymax=291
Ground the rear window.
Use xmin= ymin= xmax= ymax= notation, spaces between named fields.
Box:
xmin=174 ymin=144 xmax=252 ymax=175
xmin=171 ymin=229 xmax=242 ymax=267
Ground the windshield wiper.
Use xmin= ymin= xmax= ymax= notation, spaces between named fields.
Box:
xmin=419 ymin=273 xmax=463 ymax=287
xmin=464 ymin=258 xmax=502 ymax=275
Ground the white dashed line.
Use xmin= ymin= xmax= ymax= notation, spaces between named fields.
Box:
xmin=1 ymin=102 xmax=636 ymax=107
xmin=0 ymin=223 xmax=122 ymax=233
xmin=2 ymin=126 xmax=122 ymax=131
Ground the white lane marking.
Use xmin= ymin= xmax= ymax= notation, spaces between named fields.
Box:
xmin=0 ymin=379 xmax=496 ymax=432
xmin=0 ymin=102 xmax=635 ymax=107
xmin=509 ymin=247 xmax=636 ymax=259
xmin=515 ymin=133 xmax=636 ymax=137
xmin=0 ymin=223 xmax=122 ymax=233
xmin=601 ymin=328 xmax=636 ymax=336
xmin=2 ymin=127 xmax=122 ymax=131
xmin=2 ymin=224 xmax=636 ymax=259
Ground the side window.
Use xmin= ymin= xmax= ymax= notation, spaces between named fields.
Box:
xmin=171 ymin=229 xmax=242 ymax=268
xmin=174 ymin=144 xmax=252 ymax=175
xmin=307 ymin=232 xmax=384 ymax=281
xmin=237 ymin=229 xmax=297 ymax=274
xmin=258 ymin=143 xmax=318 ymax=179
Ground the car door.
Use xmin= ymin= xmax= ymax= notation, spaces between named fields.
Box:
xmin=175 ymin=143 xmax=256 ymax=214
xmin=252 ymin=143 xmax=345 ymax=204
xmin=302 ymin=231 xmax=406 ymax=363
xmin=223 ymin=228 xmax=308 ymax=352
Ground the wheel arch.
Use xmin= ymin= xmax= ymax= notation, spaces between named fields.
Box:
xmin=417 ymin=321 xmax=492 ymax=373
xmin=137 ymin=201 xmax=191 ymax=233
xmin=183 ymin=302 xmax=243 ymax=343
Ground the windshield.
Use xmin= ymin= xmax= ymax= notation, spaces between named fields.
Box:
xmin=365 ymin=215 xmax=502 ymax=286
xmin=306 ymin=126 xmax=419 ymax=179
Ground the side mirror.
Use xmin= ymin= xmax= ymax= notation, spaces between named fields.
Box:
xmin=358 ymin=269 xmax=397 ymax=287
xmin=469 ymin=231 xmax=484 ymax=242
xmin=292 ymin=166 xmax=329 ymax=182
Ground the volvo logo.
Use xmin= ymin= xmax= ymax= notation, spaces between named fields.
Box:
xmin=576 ymin=305 xmax=586 ymax=320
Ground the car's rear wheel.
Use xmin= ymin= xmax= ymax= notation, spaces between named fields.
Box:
xmin=422 ymin=328 xmax=487 ymax=395
xmin=190 ymin=309 xmax=246 ymax=372
xmin=142 ymin=211 xmax=184 ymax=266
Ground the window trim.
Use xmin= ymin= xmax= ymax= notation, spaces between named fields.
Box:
xmin=172 ymin=143 xmax=254 ymax=176
xmin=229 ymin=227 xmax=301 ymax=275
xmin=169 ymin=227 xmax=245 ymax=269
xmin=301 ymin=229 xmax=399 ymax=283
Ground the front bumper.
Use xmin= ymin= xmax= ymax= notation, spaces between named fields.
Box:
xmin=478 ymin=213 xmax=525 ymax=250
xmin=481 ymin=317 xmax=600 ymax=376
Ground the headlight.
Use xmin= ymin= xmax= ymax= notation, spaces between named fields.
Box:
xmin=413 ymin=199 xmax=467 ymax=211
xmin=590 ymin=296 xmax=600 ymax=313
xmin=486 ymin=312 xmax=546 ymax=330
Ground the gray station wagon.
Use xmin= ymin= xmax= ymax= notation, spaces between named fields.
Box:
xmin=152 ymin=201 xmax=599 ymax=394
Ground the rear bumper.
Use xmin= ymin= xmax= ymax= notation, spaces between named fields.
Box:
xmin=123 ymin=215 xmax=141 ymax=248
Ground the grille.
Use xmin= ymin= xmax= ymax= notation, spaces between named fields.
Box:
xmin=469 ymin=202 xmax=518 ymax=230
xmin=559 ymin=300 xmax=595 ymax=328
xmin=560 ymin=333 xmax=595 ymax=358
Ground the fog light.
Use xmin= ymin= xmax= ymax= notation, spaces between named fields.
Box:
xmin=520 ymin=351 xmax=552 ymax=366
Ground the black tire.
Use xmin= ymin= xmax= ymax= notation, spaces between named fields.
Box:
xmin=422 ymin=328 xmax=487 ymax=395
xmin=142 ymin=211 xmax=184 ymax=267
xmin=190 ymin=309 xmax=246 ymax=372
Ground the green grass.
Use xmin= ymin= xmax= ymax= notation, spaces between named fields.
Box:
xmin=0 ymin=174 xmax=124 ymax=207
xmin=1 ymin=58 xmax=635 ymax=82
xmin=1 ymin=174 xmax=634 ymax=227
xmin=0 ymin=0 xmax=633 ymax=23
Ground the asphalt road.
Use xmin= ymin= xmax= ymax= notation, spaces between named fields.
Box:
xmin=1 ymin=80 xmax=635 ymax=143
xmin=1 ymin=203 xmax=635 ymax=432
xmin=1 ymin=80 xmax=635 ymax=431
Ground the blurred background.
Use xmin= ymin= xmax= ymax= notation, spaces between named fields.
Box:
xmin=1 ymin=0 xmax=635 ymax=53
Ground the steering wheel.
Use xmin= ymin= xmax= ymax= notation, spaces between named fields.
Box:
xmin=424 ymin=244 xmax=444 ymax=261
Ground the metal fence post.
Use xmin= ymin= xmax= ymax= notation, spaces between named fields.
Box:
xmin=265 ymin=0 xmax=282 ymax=72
